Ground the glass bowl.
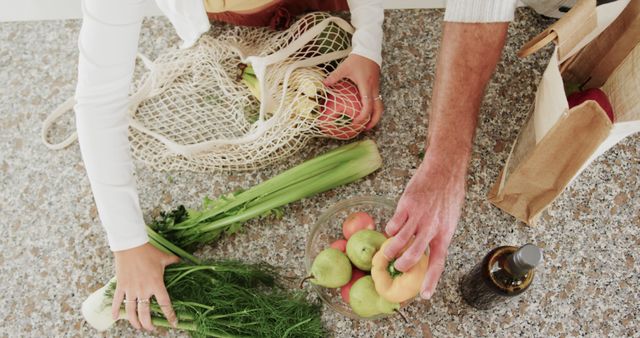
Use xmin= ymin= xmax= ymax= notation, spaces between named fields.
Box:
xmin=305 ymin=196 xmax=399 ymax=320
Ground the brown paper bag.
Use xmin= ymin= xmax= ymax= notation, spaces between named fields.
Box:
xmin=488 ymin=0 xmax=640 ymax=225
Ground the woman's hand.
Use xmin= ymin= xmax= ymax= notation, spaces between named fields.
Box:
xmin=323 ymin=54 xmax=383 ymax=130
xmin=383 ymin=151 xmax=467 ymax=300
xmin=111 ymin=243 xmax=180 ymax=331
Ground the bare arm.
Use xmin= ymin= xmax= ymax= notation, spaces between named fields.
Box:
xmin=427 ymin=22 xmax=509 ymax=166
xmin=383 ymin=22 xmax=509 ymax=299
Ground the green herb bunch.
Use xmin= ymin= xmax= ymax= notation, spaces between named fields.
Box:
xmin=106 ymin=261 xmax=324 ymax=338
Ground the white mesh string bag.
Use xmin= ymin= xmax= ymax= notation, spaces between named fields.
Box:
xmin=42 ymin=12 xmax=368 ymax=172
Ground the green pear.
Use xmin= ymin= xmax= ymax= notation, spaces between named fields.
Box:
xmin=377 ymin=294 xmax=401 ymax=315
xmin=307 ymin=248 xmax=352 ymax=288
xmin=346 ymin=229 xmax=386 ymax=271
xmin=349 ymin=276 xmax=400 ymax=318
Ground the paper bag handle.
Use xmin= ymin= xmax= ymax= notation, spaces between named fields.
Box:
xmin=518 ymin=0 xmax=597 ymax=59
xmin=518 ymin=31 xmax=558 ymax=58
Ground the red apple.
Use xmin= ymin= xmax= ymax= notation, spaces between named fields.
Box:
xmin=330 ymin=239 xmax=347 ymax=252
xmin=342 ymin=212 xmax=375 ymax=240
xmin=567 ymin=88 xmax=614 ymax=122
xmin=340 ymin=269 xmax=367 ymax=303
xmin=318 ymin=80 xmax=365 ymax=139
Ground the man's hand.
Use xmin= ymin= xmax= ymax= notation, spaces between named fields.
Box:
xmin=323 ymin=54 xmax=383 ymax=130
xmin=384 ymin=152 xmax=466 ymax=299
xmin=384 ymin=21 xmax=510 ymax=299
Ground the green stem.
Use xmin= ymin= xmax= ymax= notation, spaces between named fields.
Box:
xmin=173 ymin=141 xmax=370 ymax=230
xmin=165 ymin=265 xmax=221 ymax=288
xmin=206 ymin=309 xmax=258 ymax=320
xmin=117 ymin=310 xmax=246 ymax=338
xmin=283 ymin=317 xmax=313 ymax=338
xmin=147 ymin=226 xmax=201 ymax=264
xmin=174 ymin=301 xmax=215 ymax=312
xmin=148 ymin=238 xmax=171 ymax=255
xmin=149 ymin=303 xmax=196 ymax=322
xmin=166 ymin=265 xmax=252 ymax=274
xmin=118 ymin=309 xmax=197 ymax=331
xmin=195 ymin=159 xmax=373 ymax=234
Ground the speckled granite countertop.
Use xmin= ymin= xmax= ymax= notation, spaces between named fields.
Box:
xmin=1 ymin=8 xmax=638 ymax=338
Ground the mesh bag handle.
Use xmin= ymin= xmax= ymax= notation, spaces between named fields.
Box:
xmin=41 ymin=96 xmax=77 ymax=150
xmin=41 ymin=53 xmax=157 ymax=150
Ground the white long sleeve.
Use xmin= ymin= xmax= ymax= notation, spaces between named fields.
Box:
xmin=347 ymin=0 xmax=384 ymax=66
xmin=74 ymin=0 xmax=384 ymax=251
xmin=154 ymin=0 xmax=210 ymax=49
xmin=75 ymin=0 xmax=149 ymax=251
xmin=445 ymin=0 xmax=519 ymax=22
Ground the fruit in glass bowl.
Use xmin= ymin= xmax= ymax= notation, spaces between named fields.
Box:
xmin=304 ymin=196 xmax=417 ymax=320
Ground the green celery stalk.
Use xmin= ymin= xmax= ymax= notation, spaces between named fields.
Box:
xmin=151 ymin=140 xmax=382 ymax=250
xmin=198 ymin=157 xmax=379 ymax=233
xmin=177 ymin=140 xmax=369 ymax=227
xmin=147 ymin=226 xmax=201 ymax=264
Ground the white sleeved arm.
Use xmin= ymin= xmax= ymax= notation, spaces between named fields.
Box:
xmin=75 ymin=0 xmax=149 ymax=251
xmin=154 ymin=0 xmax=210 ymax=49
xmin=347 ymin=0 xmax=384 ymax=66
xmin=444 ymin=0 xmax=518 ymax=22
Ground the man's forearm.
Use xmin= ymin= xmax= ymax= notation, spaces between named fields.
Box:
xmin=426 ymin=22 xmax=509 ymax=171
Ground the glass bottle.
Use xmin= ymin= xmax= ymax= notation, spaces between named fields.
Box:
xmin=459 ymin=243 xmax=543 ymax=310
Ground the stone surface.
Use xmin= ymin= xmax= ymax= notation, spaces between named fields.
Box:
xmin=1 ymin=8 xmax=639 ymax=338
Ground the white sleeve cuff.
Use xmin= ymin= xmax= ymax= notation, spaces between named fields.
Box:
xmin=348 ymin=0 xmax=384 ymax=66
xmin=350 ymin=47 xmax=383 ymax=67
xmin=107 ymin=231 xmax=149 ymax=252
xmin=154 ymin=0 xmax=211 ymax=49
xmin=444 ymin=0 xmax=518 ymax=23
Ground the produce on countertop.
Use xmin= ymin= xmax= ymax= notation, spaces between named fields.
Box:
xmin=307 ymin=210 xmax=413 ymax=320
xmin=349 ymin=276 xmax=400 ymax=318
xmin=150 ymin=140 xmax=382 ymax=251
xmin=565 ymin=81 xmax=615 ymax=122
xmin=309 ymin=17 xmax=352 ymax=56
xmin=244 ymin=68 xmax=367 ymax=140
xmin=303 ymin=248 xmax=353 ymax=288
xmin=346 ymin=229 xmax=387 ymax=271
xmin=330 ymin=239 xmax=348 ymax=252
xmin=318 ymin=80 xmax=365 ymax=140
xmin=371 ymin=237 xmax=429 ymax=303
xmin=238 ymin=17 xmax=366 ymax=141
xmin=240 ymin=64 xmax=260 ymax=101
xmin=84 ymin=140 xmax=383 ymax=335
xmin=342 ymin=211 xmax=376 ymax=239
xmin=567 ymin=87 xmax=615 ymax=122
xmin=83 ymin=261 xmax=324 ymax=337
xmin=340 ymin=268 xmax=367 ymax=303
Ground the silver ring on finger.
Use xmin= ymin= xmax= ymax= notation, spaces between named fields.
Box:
xmin=361 ymin=95 xmax=370 ymax=100
xmin=373 ymin=94 xmax=382 ymax=101
xmin=137 ymin=298 xmax=150 ymax=305
xmin=124 ymin=299 xmax=137 ymax=304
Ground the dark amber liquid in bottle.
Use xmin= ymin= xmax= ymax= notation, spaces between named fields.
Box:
xmin=459 ymin=246 xmax=536 ymax=310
